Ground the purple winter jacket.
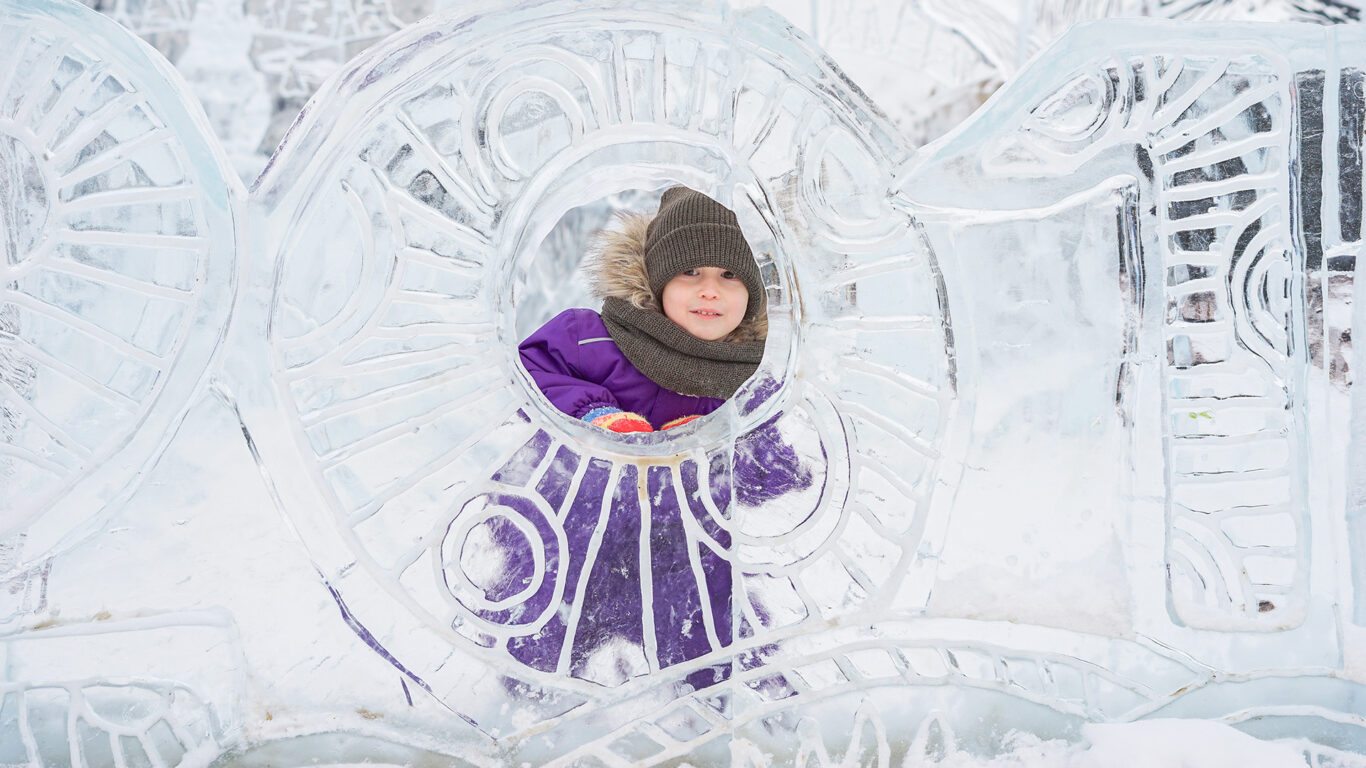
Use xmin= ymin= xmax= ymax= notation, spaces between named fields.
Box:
xmin=519 ymin=308 xmax=723 ymax=428
xmin=504 ymin=307 xmax=811 ymax=692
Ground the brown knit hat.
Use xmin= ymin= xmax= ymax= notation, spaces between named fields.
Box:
xmin=644 ymin=187 xmax=764 ymax=320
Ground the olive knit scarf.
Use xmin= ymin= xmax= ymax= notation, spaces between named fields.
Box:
xmin=601 ymin=297 xmax=764 ymax=400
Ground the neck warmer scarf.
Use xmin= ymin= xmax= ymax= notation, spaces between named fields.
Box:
xmin=601 ymin=297 xmax=765 ymax=400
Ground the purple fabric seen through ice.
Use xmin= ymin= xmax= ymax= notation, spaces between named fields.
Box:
xmin=450 ymin=418 xmax=814 ymax=690
xmin=442 ymin=311 xmax=816 ymax=689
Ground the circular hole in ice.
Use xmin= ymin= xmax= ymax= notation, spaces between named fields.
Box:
xmin=506 ymin=178 xmax=784 ymax=450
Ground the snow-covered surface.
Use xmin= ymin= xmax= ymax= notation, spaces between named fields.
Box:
xmin=930 ymin=721 xmax=1355 ymax=768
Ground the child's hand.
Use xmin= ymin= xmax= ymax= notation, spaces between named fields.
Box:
xmin=662 ymin=415 xmax=701 ymax=430
xmin=586 ymin=408 xmax=654 ymax=433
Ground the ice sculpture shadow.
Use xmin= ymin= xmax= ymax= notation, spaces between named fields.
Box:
xmin=2 ymin=0 xmax=1366 ymax=764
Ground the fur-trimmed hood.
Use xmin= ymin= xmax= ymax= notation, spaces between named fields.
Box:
xmin=582 ymin=212 xmax=768 ymax=343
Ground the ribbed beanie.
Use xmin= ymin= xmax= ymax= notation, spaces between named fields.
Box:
xmin=644 ymin=187 xmax=763 ymax=320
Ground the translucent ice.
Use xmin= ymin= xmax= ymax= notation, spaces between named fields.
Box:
xmin=0 ymin=0 xmax=239 ymax=572
xmin=238 ymin=0 xmax=953 ymax=746
xmin=898 ymin=22 xmax=1364 ymax=645
xmin=73 ymin=0 xmax=1366 ymax=178
xmin=1 ymin=0 xmax=1365 ymax=765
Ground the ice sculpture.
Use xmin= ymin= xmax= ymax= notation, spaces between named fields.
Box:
xmin=899 ymin=21 xmax=1362 ymax=637
xmin=893 ymin=15 xmax=1366 ymax=752
xmin=73 ymin=0 xmax=1366 ymax=181
xmin=77 ymin=0 xmax=447 ymax=180
xmin=0 ymin=3 xmax=246 ymax=764
xmin=2 ymin=0 xmax=1366 ymax=765
xmin=0 ymin=0 xmax=239 ymax=575
xmin=0 ymin=618 xmax=238 ymax=765
xmin=237 ymin=0 xmax=954 ymax=748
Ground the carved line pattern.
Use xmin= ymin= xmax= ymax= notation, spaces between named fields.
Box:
xmin=1145 ymin=54 xmax=1304 ymax=629
xmin=546 ymin=637 xmax=1181 ymax=766
xmin=0 ymin=681 xmax=219 ymax=767
xmin=1007 ymin=50 xmax=1304 ymax=630
xmin=264 ymin=12 xmax=950 ymax=701
xmin=1 ymin=20 xmax=213 ymax=538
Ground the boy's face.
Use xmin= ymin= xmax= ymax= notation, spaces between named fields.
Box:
xmin=661 ymin=267 xmax=749 ymax=341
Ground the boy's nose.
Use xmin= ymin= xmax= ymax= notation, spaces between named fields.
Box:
xmin=697 ymin=276 xmax=720 ymax=297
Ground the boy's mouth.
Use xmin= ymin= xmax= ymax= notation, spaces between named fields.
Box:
xmin=691 ymin=309 xmax=723 ymax=318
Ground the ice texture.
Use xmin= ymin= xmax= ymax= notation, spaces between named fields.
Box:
xmin=76 ymin=0 xmax=454 ymax=181
xmin=899 ymin=22 xmax=1364 ymax=644
xmin=73 ymin=0 xmax=1366 ymax=182
xmin=0 ymin=0 xmax=239 ymax=575
xmin=2 ymin=0 xmax=1365 ymax=766
xmin=240 ymin=0 xmax=953 ymax=746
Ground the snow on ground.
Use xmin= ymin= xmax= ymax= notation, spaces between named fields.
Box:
xmin=928 ymin=721 xmax=1348 ymax=768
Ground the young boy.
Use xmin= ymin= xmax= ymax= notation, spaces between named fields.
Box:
xmin=519 ymin=187 xmax=767 ymax=431
xmin=510 ymin=190 xmax=804 ymax=689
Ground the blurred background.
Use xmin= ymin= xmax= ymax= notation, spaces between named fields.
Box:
xmin=77 ymin=0 xmax=1366 ymax=183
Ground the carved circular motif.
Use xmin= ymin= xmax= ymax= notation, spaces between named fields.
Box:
xmin=440 ymin=491 xmax=564 ymax=633
xmin=0 ymin=3 xmax=237 ymax=568
xmin=247 ymin=0 xmax=953 ymax=722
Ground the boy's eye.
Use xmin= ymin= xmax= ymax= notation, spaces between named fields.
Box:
xmin=721 ymin=271 xmax=736 ymax=279
xmin=682 ymin=268 xmax=698 ymax=276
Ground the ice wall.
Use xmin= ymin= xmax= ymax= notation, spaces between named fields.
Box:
xmin=68 ymin=0 xmax=1366 ymax=183
xmin=2 ymin=0 xmax=1365 ymax=766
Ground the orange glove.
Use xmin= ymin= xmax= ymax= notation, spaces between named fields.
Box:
xmin=588 ymin=409 xmax=654 ymax=433
xmin=661 ymin=415 xmax=701 ymax=430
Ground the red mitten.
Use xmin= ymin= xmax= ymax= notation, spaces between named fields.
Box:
xmin=589 ymin=409 xmax=654 ymax=433
xmin=661 ymin=415 xmax=701 ymax=430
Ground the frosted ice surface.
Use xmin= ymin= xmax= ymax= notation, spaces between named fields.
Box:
xmin=71 ymin=0 xmax=1366 ymax=181
xmin=897 ymin=21 xmax=1364 ymax=645
xmin=77 ymin=0 xmax=449 ymax=180
xmin=0 ymin=618 xmax=237 ymax=766
xmin=1 ymin=0 xmax=1365 ymax=766
xmin=0 ymin=0 xmax=239 ymax=572
xmin=241 ymin=0 xmax=953 ymax=746
xmin=745 ymin=0 xmax=1366 ymax=151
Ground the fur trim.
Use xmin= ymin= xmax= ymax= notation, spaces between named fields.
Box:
xmin=585 ymin=212 xmax=657 ymax=310
xmin=583 ymin=211 xmax=767 ymax=343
